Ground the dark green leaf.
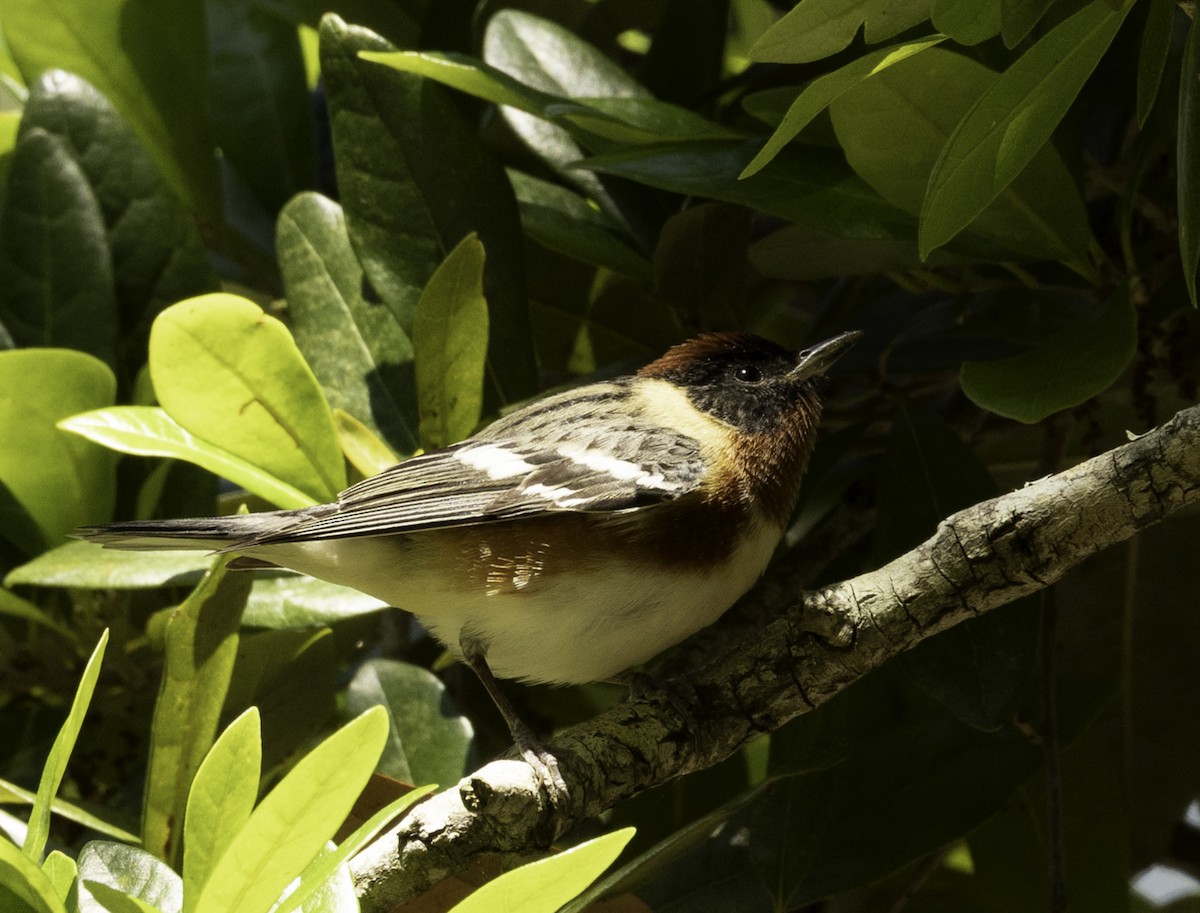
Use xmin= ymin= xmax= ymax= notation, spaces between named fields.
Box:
xmin=20 ymin=70 xmax=217 ymax=371
xmin=1179 ymin=9 xmax=1200 ymax=306
xmin=1136 ymin=0 xmax=1175 ymax=127
xmin=960 ymin=290 xmax=1136 ymax=422
xmin=414 ymin=234 xmax=489 ymax=450
xmin=1 ymin=0 xmax=218 ymax=213
xmin=345 ymin=659 xmax=473 ymax=787
xmin=142 ymin=559 xmax=252 ymax=868
xmin=77 ymin=842 xmax=181 ymax=913
xmin=206 ymin=0 xmax=314 ymax=212
xmin=830 ymin=46 xmax=1093 ymax=263
xmin=750 ymin=0 xmax=934 ymax=63
xmin=278 ymin=191 xmax=419 ymax=454
xmin=932 ymin=0 xmax=1002 ymax=44
xmin=748 ymin=223 xmax=964 ymax=280
xmin=320 ymin=14 xmax=535 ymax=406
xmin=0 ymin=128 xmax=117 ymax=365
xmin=920 ymin=0 xmax=1134 ymax=257
xmin=508 ymin=171 xmax=652 ymax=280
xmin=1001 ymin=0 xmax=1062 ymax=47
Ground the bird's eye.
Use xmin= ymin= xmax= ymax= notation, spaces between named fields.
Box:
xmin=733 ymin=364 xmax=762 ymax=383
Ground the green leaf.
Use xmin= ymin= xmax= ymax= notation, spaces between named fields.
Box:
xmin=319 ymin=15 xmax=535 ymax=407
xmin=830 ymin=46 xmax=1093 ymax=262
xmin=345 ymin=659 xmax=473 ymax=787
xmin=81 ymin=881 xmax=164 ymax=913
xmin=206 ymin=0 xmax=314 ymax=212
xmin=241 ymin=576 xmax=387 ymax=629
xmin=960 ymin=290 xmax=1136 ymax=422
xmin=333 ymin=409 xmax=400 ymax=479
xmin=270 ymin=785 xmax=437 ymax=913
xmin=0 ymin=348 xmax=116 ymax=554
xmin=149 ymin=294 xmax=346 ymax=503
xmin=741 ymin=36 xmax=946 ymax=178
xmin=482 ymin=10 xmax=646 ymax=226
xmin=931 ymin=0 xmax=1001 ymax=44
xmin=450 ymin=828 xmax=635 ymax=913
xmin=192 ymin=708 xmax=389 ymax=913
xmin=25 ymin=630 xmax=108 ymax=862
xmin=1001 ymin=0 xmax=1061 ymax=47
xmin=0 ymin=128 xmax=117 ymax=365
xmin=919 ymin=0 xmax=1134 ymax=257
xmin=1180 ymin=9 xmax=1200 ymax=307
xmin=60 ymin=406 xmax=315 ymax=510
xmin=1 ymin=0 xmax=216 ymax=213
xmin=0 ymin=837 xmax=65 ymax=913
xmin=414 ymin=234 xmax=489 ymax=450
xmin=0 ymin=588 xmax=77 ymax=641
xmin=750 ymin=0 xmax=934 ymax=63
xmin=183 ymin=709 xmax=261 ymax=913
xmin=277 ymin=191 xmax=418 ymax=454
xmin=1136 ymin=0 xmax=1175 ymax=126
xmin=1 ymin=0 xmax=215 ymax=213
xmin=508 ymin=170 xmax=652 ymax=280
xmin=77 ymin=842 xmax=181 ymax=913
xmin=0 ymin=777 xmax=137 ymax=845
xmin=40 ymin=852 xmax=75 ymax=904
xmin=142 ymin=559 xmax=252 ymax=868
xmin=20 ymin=70 xmax=217 ymax=367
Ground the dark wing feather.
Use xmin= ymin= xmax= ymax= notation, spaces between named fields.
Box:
xmin=250 ymin=382 xmax=706 ymax=544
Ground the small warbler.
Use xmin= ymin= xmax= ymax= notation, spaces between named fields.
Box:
xmin=82 ymin=330 xmax=858 ymax=795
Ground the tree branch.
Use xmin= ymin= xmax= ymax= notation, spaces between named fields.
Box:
xmin=352 ymin=402 xmax=1200 ymax=911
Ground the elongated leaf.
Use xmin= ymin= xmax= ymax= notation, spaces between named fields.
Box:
xmin=482 ymin=11 xmax=645 ymax=231
xmin=1180 ymin=10 xmax=1200 ymax=307
xmin=742 ymin=36 xmax=945 ymax=178
xmin=414 ymin=234 xmax=488 ymax=450
xmin=142 ymin=559 xmax=252 ymax=868
xmin=960 ymin=290 xmax=1136 ymax=422
xmin=149 ymin=294 xmax=346 ymax=503
xmin=1136 ymin=0 xmax=1175 ymax=127
xmin=0 ymin=778 xmax=137 ymax=844
xmin=0 ymin=128 xmax=117 ymax=365
xmin=1 ymin=0 xmax=217 ymax=212
xmin=333 ymin=409 xmax=400 ymax=479
xmin=77 ymin=843 xmax=181 ymax=913
xmin=451 ymin=828 xmax=635 ymax=913
xmin=0 ymin=837 xmax=64 ymax=913
xmin=183 ymin=710 xmax=261 ymax=913
xmin=60 ymin=407 xmax=315 ymax=510
xmin=0 ymin=588 xmax=77 ymax=641
xmin=25 ymin=631 xmax=108 ymax=862
xmin=207 ymin=0 xmax=313 ymax=212
xmin=750 ymin=0 xmax=934 ymax=63
xmin=277 ymin=192 xmax=418 ymax=454
xmin=830 ymin=46 xmax=1092 ymax=262
xmin=41 ymin=852 xmax=76 ymax=904
xmin=271 ymin=785 xmax=437 ymax=913
xmin=1001 ymin=0 xmax=1060 ymax=47
xmin=919 ymin=0 xmax=1134 ymax=257
xmin=320 ymin=15 xmax=534 ymax=407
xmin=192 ymin=708 xmax=388 ymax=913
xmin=20 ymin=70 xmax=217 ymax=364
xmin=346 ymin=660 xmax=473 ymax=787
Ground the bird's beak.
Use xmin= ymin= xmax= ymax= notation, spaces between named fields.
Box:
xmin=790 ymin=331 xmax=862 ymax=380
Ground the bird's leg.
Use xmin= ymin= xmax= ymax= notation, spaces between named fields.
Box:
xmin=460 ymin=638 xmax=569 ymax=807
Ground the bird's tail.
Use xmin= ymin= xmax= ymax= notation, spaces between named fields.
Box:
xmin=77 ymin=507 xmax=328 ymax=552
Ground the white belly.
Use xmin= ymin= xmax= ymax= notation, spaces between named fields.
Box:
xmin=246 ymin=517 xmax=782 ymax=685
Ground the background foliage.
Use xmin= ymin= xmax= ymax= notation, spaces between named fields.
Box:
xmin=0 ymin=0 xmax=1197 ymax=911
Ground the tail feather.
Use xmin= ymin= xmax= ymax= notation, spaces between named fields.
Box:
xmin=77 ymin=508 xmax=324 ymax=552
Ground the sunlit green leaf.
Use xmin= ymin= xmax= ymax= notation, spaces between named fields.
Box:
xmin=25 ymin=631 xmax=108 ymax=862
xmin=414 ymin=234 xmax=489 ymax=450
xmin=0 ymin=837 xmax=65 ymax=913
xmin=149 ymin=294 xmax=346 ymax=503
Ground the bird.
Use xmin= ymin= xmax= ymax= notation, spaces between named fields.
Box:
xmin=80 ymin=330 xmax=859 ymax=798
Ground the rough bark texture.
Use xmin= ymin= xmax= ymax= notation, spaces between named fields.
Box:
xmin=352 ymin=402 xmax=1200 ymax=912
